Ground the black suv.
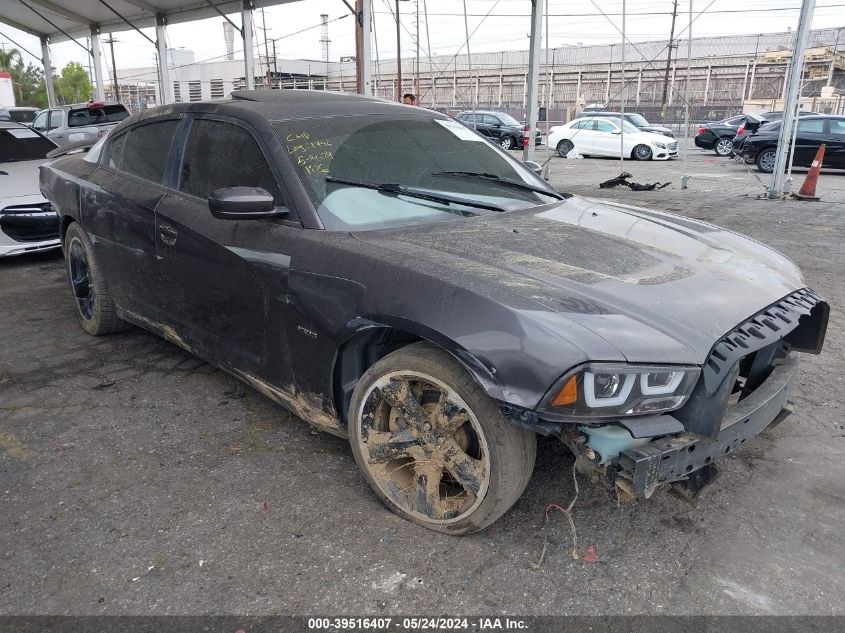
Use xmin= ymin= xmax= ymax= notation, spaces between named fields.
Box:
xmin=739 ymin=114 xmax=845 ymax=173
xmin=455 ymin=110 xmax=541 ymax=150
xmin=577 ymin=111 xmax=675 ymax=138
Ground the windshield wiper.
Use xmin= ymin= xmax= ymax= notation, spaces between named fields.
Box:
xmin=430 ymin=171 xmax=564 ymax=200
xmin=325 ymin=176 xmax=508 ymax=212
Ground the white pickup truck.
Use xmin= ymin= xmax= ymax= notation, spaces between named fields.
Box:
xmin=31 ymin=102 xmax=130 ymax=147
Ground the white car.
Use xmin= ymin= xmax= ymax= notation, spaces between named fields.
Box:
xmin=547 ymin=117 xmax=678 ymax=161
xmin=0 ymin=121 xmax=61 ymax=257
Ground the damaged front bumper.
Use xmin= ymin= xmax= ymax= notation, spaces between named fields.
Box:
xmin=616 ymin=351 xmax=797 ymax=498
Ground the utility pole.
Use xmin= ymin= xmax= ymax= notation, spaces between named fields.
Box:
xmin=769 ymin=0 xmax=816 ymax=198
xmin=395 ymin=0 xmax=402 ymax=100
xmin=462 ymin=0 xmax=471 ymax=106
xmin=659 ymin=0 xmax=678 ymax=122
xmin=272 ymin=39 xmax=277 ymax=88
xmin=523 ymin=0 xmax=543 ymax=161
xmin=415 ymin=0 xmax=420 ymax=97
xmin=260 ymin=7 xmax=270 ymax=87
xmin=104 ymin=35 xmax=119 ymax=102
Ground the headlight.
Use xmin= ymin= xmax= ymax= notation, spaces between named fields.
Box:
xmin=653 ymin=142 xmax=667 ymax=149
xmin=544 ymin=363 xmax=700 ymax=418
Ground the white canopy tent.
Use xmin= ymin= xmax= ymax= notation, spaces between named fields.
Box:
xmin=0 ymin=0 xmax=304 ymax=106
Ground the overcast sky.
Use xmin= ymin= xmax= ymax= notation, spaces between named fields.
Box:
xmin=1 ymin=0 xmax=844 ymax=74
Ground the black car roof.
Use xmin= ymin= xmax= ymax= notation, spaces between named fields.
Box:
xmin=115 ymin=90 xmax=444 ymax=134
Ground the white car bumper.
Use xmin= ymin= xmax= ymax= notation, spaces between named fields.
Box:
xmin=0 ymin=193 xmax=61 ymax=258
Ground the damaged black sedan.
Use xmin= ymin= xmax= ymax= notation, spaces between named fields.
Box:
xmin=40 ymin=91 xmax=828 ymax=534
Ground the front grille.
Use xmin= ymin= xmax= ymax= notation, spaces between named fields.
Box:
xmin=0 ymin=202 xmax=60 ymax=243
xmin=668 ymin=142 xmax=678 ymax=152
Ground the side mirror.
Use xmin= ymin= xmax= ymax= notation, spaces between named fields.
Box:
xmin=208 ymin=187 xmax=282 ymax=220
xmin=493 ymin=122 xmax=502 ymax=128
xmin=523 ymin=160 xmax=543 ymax=177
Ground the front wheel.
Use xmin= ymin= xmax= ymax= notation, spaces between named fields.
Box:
xmin=714 ymin=138 xmax=733 ymax=156
xmin=348 ymin=343 xmax=536 ymax=535
xmin=556 ymin=139 xmax=574 ymax=158
xmin=632 ymin=144 xmax=653 ymax=161
xmin=756 ymin=148 xmax=777 ymax=173
xmin=499 ymin=135 xmax=515 ymax=150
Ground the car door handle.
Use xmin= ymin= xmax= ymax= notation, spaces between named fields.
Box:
xmin=158 ymin=223 xmax=177 ymax=246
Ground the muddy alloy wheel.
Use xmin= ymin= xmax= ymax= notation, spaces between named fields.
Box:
xmin=633 ymin=144 xmax=653 ymax=160
xmin=556 ymin=139 xmax=574 ymax=158
xmin=500 ymin=136 xmax=515 ymax=150
xmin=714 ymin=138 xmax=733 ymax=156
xmin=63 ymin=222 xmax=128 ymax=336
xmin=348 ymin=343 xmax=536 ymax=534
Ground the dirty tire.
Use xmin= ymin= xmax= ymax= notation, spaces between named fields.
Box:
xmin=348 ymin=342 xmax=536 ymax=535
xmin=756 ymin=148 xmax=777 ymax=173
xmin=632 ymin=144 xmax=653 ymax=161
xmin=556 ymin=139 xmax=574 ymax=158
xmin=714 ymin=137 xmax=733 ymax=156
xmin=64 ymin=222 xmax=128 ymax=336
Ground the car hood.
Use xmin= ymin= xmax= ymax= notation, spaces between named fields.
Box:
xmin=640 ymin=124 xmax=673 ymax=135
xmin=630 ymin=130 xmax=674 ymax=143
xmin=0 ymin=159 xmax=48 ymax=201
xmin=352 ymin=196 xmax=805 ymax=364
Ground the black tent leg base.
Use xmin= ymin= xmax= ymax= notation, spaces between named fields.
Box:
xmin=669 ymin=464 xmax=720 ymax=507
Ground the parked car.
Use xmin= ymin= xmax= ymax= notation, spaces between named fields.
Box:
xmin=455 ymin=110 xmax=542 ymax=150
xmin=731 ymin=110 xmax=817 ymax=153
xmin=548 ymin=117 xmax=678 ymax=160
xmin=577 ymin=111 xmax=675 ymax=138
xmin=0 ymin=121 xmax=61 ymax=257
xmin=0 ymin=106 xmax=40 ymax=126
xmin=31 ymin=101 xmax=130 ymax=147
xmin=694 ymin=115 xmax=745 ymax=155
xmin=739 ymin=114 xmax=845 ymax=173
xmin=40 ymin=90 xmax=828 ymax=534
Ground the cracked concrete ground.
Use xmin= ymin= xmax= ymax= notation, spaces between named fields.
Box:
xmin=1 ymin=145 xmax=843 ymax=616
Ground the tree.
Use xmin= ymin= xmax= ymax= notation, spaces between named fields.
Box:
xmin=0 ymin=47 xmax=22 ymax=72
xmin=53 ymin=62 xmax=92 ymax=105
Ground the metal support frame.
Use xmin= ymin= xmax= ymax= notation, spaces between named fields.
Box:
xmin=242 ymin=0 xmax=255 ymax=90
xmin=90 ymin=25 xmax=106 ymax=102
xmin=522 ymin=0 xmax=543 ymax=161
xmin=155 ymin=13 xmax=172 ymax=105
xmin=357 ymin=0 xmax=372 ymax=95
xmin=769 ymin=0 xmax=816 ymax=199
xmin=40 ymin=36 xmax=56 ymax=107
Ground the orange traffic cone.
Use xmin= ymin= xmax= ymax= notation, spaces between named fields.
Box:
xmin=795 ymin=144 xmax=826 ymax=201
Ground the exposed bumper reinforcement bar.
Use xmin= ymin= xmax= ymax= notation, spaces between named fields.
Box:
xmin=617 ymin=352 xmax=798 ymax=494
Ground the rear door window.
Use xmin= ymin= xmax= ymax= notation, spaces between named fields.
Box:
xmin=178 ymin=118 xmax=283 ymax=203
xmin=68 ymin=105 xmax=130 ymax=128
xmin=797 ymin=119 xmax=825 ymax=134
xmin=112 ymin=119 xmax=180 ymax=183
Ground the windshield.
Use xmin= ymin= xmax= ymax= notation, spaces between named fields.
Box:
xmin=272 ymin=114 xmax=559 ymax=231
xmin=495 ymin=112 xmax=521 ymax=126
xmin=9 ymin=110 xmax=37 ymax=124
xmin=0 ymin=127 xmax=56 ymax=161
xmin=625 ymin=113 xmax=649 ymax=127
xmin=68 ymin=104 xmax=130 ymax=128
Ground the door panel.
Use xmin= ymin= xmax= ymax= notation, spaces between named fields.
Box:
xmin=81 ymin=119 xmax=181 ymax=319
xmin=155 ymin=117 xmax=298 ymax=380
xmin=592 ymin=120 xmax=620 ymax=156
xmin=792 ymin=119 xmax=827 ymax=166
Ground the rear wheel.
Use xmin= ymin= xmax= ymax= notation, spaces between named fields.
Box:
xmin=64 ymin=222 xmax=127 ymax=336
xmin=756 ymin=148 xmax=777 ymax=173
xmin=556 ymin=139 xmax=574 ymax=158
xmin=632 ymin=144 xmax=653 ymax=161
xmin=348 ymin=343 xmax=536 ymax=535
xmin=714 ymin=138 xmax=733 ymax=156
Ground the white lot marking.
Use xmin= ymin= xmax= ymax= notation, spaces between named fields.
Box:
xmin=716 ymin=578 xmax=778 ymax=613
xmin=370 ymin=572 xmax=407 ymax=593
